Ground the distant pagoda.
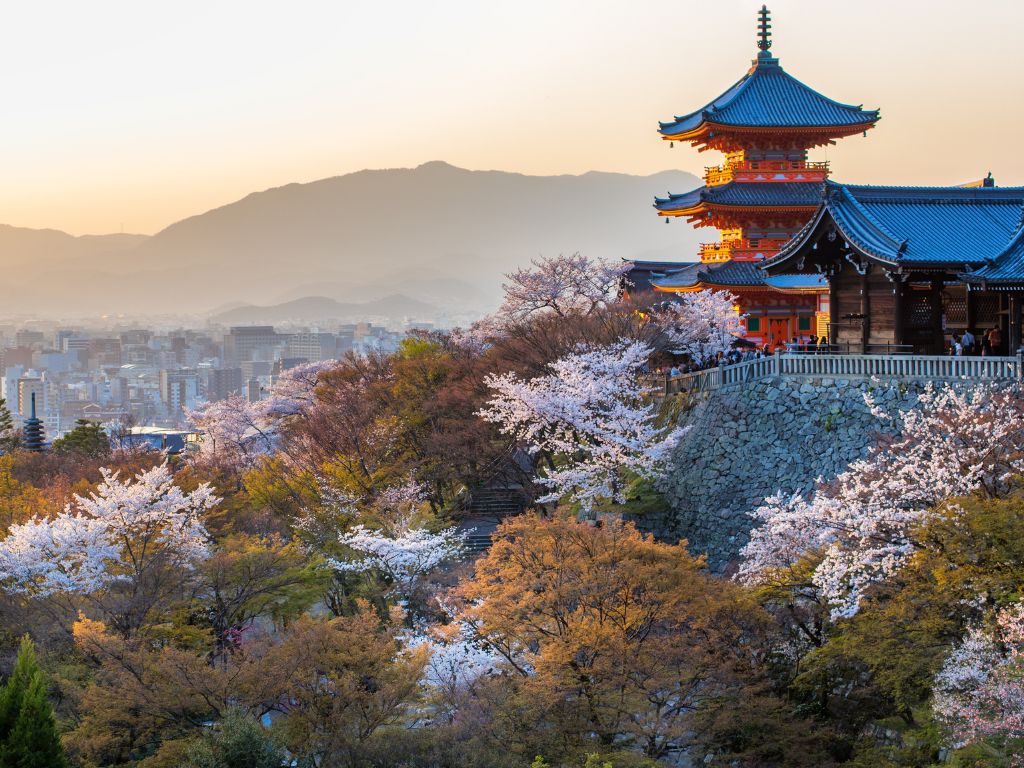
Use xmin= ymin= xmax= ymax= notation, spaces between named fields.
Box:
xmin=22 ymin=393 xmax=45 ymax=453
xmin=642 ymin=6 xmax=880 ymax=347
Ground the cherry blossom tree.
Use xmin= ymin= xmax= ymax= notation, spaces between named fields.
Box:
xmin=332 ymin=525 xmax=465 ymax=594
xmin=407 ymin=622 xmax=506 ymax=697
xmin=645 ymin=289 xmax=745 ymax=363
xmin=189 ymin=360 xmax=341 ymax=471
xmin=256 ymin=360 xmax=338 ymax=419
xmin=0 ymin=463 xmax=218 ymax=636
xmin=479 ymin=338 xmax=687 ymax=513
xmin=497 ymin=253 xmax=632 ymax=322
xmin=739 ymin=384 xmax=1024 ymax=619
xmin=933 ymin=602 xmax=1024 ymax=758
xmin=188 ymin=395 xmax=271 ymax=470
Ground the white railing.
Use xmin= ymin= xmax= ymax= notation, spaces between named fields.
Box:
xmin=648 ymin=352 xmax=1024 ymax=396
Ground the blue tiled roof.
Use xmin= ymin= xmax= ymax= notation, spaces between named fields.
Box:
xmin=659 ymin=56 xmax=879 ymax=137
xmin=650 ymin=260 xmax=824 ymax=291
xmin=964 ymin=224 xmax=1024 ymax=284
xmin=647 ymin=262 xmax=702 ymax=289
xmin=764 ymin=274 xmax=828 ymax=290
xmin=655 ymin=181 xmax=824 ymax=213
xmin=623 ymin=260 xmax=700 ymax=292
xmin=765 ymin=182 xmax=1024 ymax=269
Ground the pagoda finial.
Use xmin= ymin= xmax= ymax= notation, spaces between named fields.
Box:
xmin=757 ymin=5 xmax=773 ymax=54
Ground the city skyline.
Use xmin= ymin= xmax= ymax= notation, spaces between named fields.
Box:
xmin=2 ymin=0 xmax=1021 ymax=236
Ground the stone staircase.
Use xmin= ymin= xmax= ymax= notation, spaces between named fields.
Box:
xmin=458 ymin=487 xmax=532 ymax=557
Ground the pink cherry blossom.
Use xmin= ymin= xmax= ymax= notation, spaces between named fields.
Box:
xmin=934 ymin=602 xmax=1024 ymax=758
xmin=479 ymin=338 xmax=687 ymax=512
xmin=0 ymin=462 xmax=217 ymax=597
xmin=739 ymin=384 xmax=1024 ymax=619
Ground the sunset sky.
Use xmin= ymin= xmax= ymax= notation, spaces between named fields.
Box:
xmin=3 ymin=0 xmax=1022 ymax=235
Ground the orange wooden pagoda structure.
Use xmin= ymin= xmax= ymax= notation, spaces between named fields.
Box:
xmin=629 ymin=6 xmax=879 ymax=347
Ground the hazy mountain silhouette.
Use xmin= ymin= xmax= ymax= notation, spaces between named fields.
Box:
xmin=0 ymin=162 xmax=702 ymax=318
xmin=210 ymin=294 xmax=438 ymax=325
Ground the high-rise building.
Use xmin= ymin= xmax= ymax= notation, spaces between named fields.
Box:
xmin=246 ymin=377 xmax=262 ymax=404
xmin=17 ymin=378 xmax=44 ymax=422
xmin=286 ymin=332 xmax=338 ymax=362
xmin=159 ymin=369 xmax=200 ymax=416
xmin=223 ymin=326 xmax=280 ymax=364
xmin=205 ymin=367 xmax=244 ymax=402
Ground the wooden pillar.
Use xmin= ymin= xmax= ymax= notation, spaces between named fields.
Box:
xmin=860 ymin=269 xmax=870 ymax=353
xmin=893 ymin=277 xmax=905 ymax=349
xmin=1010 ymin=294 xmax=1022 ymax=355
xmin=930 ymin=278 xmax=944 ymax=354
xmin=966 ymin=288 xmax=977 ymax=335
xmin=827 ymin=269 xmax=839 ymax=348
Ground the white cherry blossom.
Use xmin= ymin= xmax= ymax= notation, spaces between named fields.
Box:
xmin=479 ymin=338 xmax=687 ymax=512
xmin=0 ymin=462 xmax=217 ymax=597
xmin=739 ymin=384 xmax=1024 ymax=619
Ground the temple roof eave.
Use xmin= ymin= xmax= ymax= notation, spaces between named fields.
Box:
xmin=658 ymin=120 xmax=879 ymax=143
xmin=657 ymin=52 xmax=881 ymax=140
xmin=762 ymin=182 xmax=1024 ymax=276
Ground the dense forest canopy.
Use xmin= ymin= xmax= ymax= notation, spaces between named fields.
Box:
xmin=0 ymin=255 xmax=1021 ymax=767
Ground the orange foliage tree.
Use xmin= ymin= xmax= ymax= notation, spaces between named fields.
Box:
xmin=456 ymin=515 xmax=765 ymax=760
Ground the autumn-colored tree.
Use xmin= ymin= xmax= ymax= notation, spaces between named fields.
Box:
xmin=456 ymin=515 xmax=764 ymax=761
xmin=67 ymin=606 xmax=424 ymax=768
xmin=196 ymin=533 xmax=329 ymax=665
xmin=0 ymin=456 xmax=48 ymax=530
xmin=269 ymin=609 xmax=427 ymax=766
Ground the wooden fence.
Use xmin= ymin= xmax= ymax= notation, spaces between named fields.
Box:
xmin=646 ymin=352 xmax=1024 ymax=396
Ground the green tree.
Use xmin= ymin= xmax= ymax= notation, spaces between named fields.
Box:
xmin=0 ymin=400 xmax=16 ymax=454
xmin=50 ymin=419 xmax=111 ymax=459
xmin=0 ymin=636 xmax=68 ymax=768
xmin=182 ymin=710 xmax=285 ymax=768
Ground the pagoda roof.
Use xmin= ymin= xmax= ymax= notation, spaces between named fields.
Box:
xmin=651 ymin=259 xmax=825 ymax=292
xmin=763 ymin=182 xmax=1024 ymax=272
xmin=655 ymin=181 xmax=824 ymax=215
xmin=623 ymin=260 xmax=700 ymax=292
xmin=659 ymin=54 xmax=879 ymax=141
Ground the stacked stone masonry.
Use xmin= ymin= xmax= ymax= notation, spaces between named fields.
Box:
xmin=644 ymin=376 xmax=972 ymax=570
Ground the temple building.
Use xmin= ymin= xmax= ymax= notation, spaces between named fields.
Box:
xmin=628 ymin=6 xmax=879 ymax=347
xmin=762 ymin=181 xmax=1024 ymax=354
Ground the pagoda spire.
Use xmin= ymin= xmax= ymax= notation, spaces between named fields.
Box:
xmin=757 ymin=5 xmax=773 ymax=57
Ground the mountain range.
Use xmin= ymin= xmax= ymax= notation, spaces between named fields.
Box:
xmin=0 ymin=161 xmax=702 ymax=321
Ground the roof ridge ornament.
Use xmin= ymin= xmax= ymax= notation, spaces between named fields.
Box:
xmin=757 ymin=5 xmax=773 ymax=55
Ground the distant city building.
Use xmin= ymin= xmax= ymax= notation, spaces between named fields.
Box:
xmin=224 ymin=326 xmax=280 ymax=364
xmin=3 ymin=347 xmax=35 ymax=369
xmin=88 ymin=338 xmax=123 ymax=367
xmin=286 ymin=332 xmax=339 ymax=362
xmin=159 ymin=369 xmax=200 ymax=416
xmin=15 ymin=330 xmax=45 ymax=348
xmin=205 ymin=367 xmax=244 ymax=401
xmin=246 ymin=377 xmax=262 ymax=403
xmin=17 ymin=378 xmax=44 ymax=422
xmin=240 ymin=360 xmax=273 ymax=380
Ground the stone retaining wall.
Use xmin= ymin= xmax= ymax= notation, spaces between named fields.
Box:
xmin=640 ymin=376 xmax=935 ymax=569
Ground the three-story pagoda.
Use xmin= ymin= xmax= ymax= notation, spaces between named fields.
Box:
xmin=643 ymin=6 xmax=879 ymax=347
